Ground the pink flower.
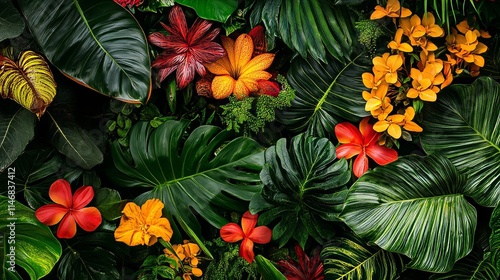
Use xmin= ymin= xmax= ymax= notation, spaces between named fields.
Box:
xmin=35 ymin=179 xmax=102 ymax=239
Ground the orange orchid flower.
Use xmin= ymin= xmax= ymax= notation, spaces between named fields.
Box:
xmin=399 ymin=15 xmax=426 ymax=45
xmin=370 ymin=0 xmax=412 ymax=20
xmin=35 ymin=179 xmax=102 ymax=239
xmin=220 ymin=211 xmax=272 ymax=263
xmin=335 ymin=117 xmax=398 ymax=178
xmin=372 ymin=53 xmax=403 ymax=84
xmin=401 ymin=107 xmax=423 ymax=133
xmin=373 ymin=113 xmax=405 ymax=139
xmin=407 ymin=64 xmax=444 ymax=102
xmin=388 ymin=28 xmax=413 ymax=52
xmin=205 ymin=34 xmax=275 ymax=99
xmin=456 ymin=20 xmax=491 ymax=38
xmin=421 ymin=13 xmax=444 ymax=37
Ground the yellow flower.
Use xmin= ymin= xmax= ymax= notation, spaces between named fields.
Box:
xmin=421 ymin=13 xmax=444 ymax=37
xmin=399 ymin=15 xmax=426 ymax=45
xmin=407 ymin=64 xmax=444 ymax=102
xmin=456 ymin=20 xmax=491 ymax=39
xmin=114 ymin=199 xmax=173 ymax=246
xmin=205 ymin=34 xmax=275 ymax=99
xmin=373 ymin=114 xmax=405 ymax=139
xmin=370 ymin=0 xmax=412 ymax=20
xmin=164 ymin=240 xmax=203 ymax=279
xmin=401 ymin=107 xmax=423 ymax=133
xmin=372 ymin=53 xmax=403 ymax=84
xmin=388 ymin=28 xmax=413 ymax=52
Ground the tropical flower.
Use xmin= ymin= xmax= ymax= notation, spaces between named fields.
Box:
xmin=370 ymin=0 xmax=411 ymax=20
xmin=372 ymin=53 xmax=403 ymax=84
xmin=164 ymin=240 xmax=203 ymax=279
xmin=335 ymin=117 xmax=398 ymax=178
xmin=388 ymin=28 xmax=413 ymax=52
xmin=148 ymin=6 xmax=225 ymax=89
xmin=205 ymin=33 xmax=275 ymax=99
xmin=277 ymin=243 xmax=324 ymax=280
xmin=400 ymin=15 xmax=426 ymax=45
xmin=35 ymin=179 xmax=102 ymax=239
xmin=220 ymin=210 xmax=272 ymax=263
xmin=407 ymin=65 xmax=443 ymax=102
xmin=373 ymin=107 xmax=422 ymax=139
xmin=421 ymin=13 xmax=444 ymax=37
xmin=114 ymin=199 xmax=173 ymax=246
xmin=114 ymin=0 xmax=142 ymax=7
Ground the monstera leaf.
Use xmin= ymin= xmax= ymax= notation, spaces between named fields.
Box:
xmin=277 ymin=53 xmax=369 ymax=138
xmin=0 ymin=51 xmax=56 ymax=118
xmin=17 ymin=0 xmax=151 ymax=103
xmin=250 ymin=0 xmax=358 ymax=63
xmin=421 ymin=77 xmax=500 ymax=207
xmin=107 ymin=120 xmax=264 ymax=245
xmin=250 ymin=134 xmax=350 ymax=248
xmin=321 ymin=234 xmax=406 ymax=280
xmin=175 ymin=0 xmax=237 ymax=23
xmin=0 ymin=196 xmax=62 ymax=280
xmin=340 ymin=155 xmax=477 ymax=273
xmin=0 ymin=0 xmax=24 ymax=42
xmin=0 ymin=106 xmax=36 ymax=173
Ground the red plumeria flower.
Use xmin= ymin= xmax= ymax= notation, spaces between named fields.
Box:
xmin=220 ymin=211 xmax=272 ymax=263
xmin=148 ymin=6 xmax=225 ymax=89
xmin=35 ymin=179 xmax=102 ymax=239
xmin=335 ymin=117 xmax=398 ymax=178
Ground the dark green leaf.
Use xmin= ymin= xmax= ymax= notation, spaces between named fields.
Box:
xmin=0 ymin=0 xmax=25 ymax=41
xmin=490 ymin=205 xmax=500 ymax=273
xmin=47 ymin=111 xmax=103 ymax=170
xmin=250 ymin=133 xmax=350 ymax=247
xmin=17 ymin=0 xmax=151 ymax=103
xmin=94 ymin=188 xmax=128 ymax=221
xmin=340 ymin=155 xmax=477 ymax=273
xmin=175 ymin=0 xmax=238 ymax=23
xmin=138 ymin=0 xmax=174 ymax=13
xmin=277 ymin=53 xmax=370 ymax=138
xmin=255 ymin=255 xmax=286 ymax=280
xmin=107 ymin=120 xmax=264 ymax=250
xmin=421 ymin=77 xmax=500 ymax=207
xmin=0 ymin=107 xmax=35 ymax=173
xmin=0 ymin=196 xmax=62 ymax=280
xmin=321 ymin=233 xmax=405 ymax=280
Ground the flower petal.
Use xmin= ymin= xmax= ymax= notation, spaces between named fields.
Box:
xmin=366 ymin=142 xmax=398 ymax=165
xmin=220 ymin=223 xmax=244 ymax=242
xmin=234 ymin=79 xmax=250 ymax=99
xmin=168 ymin=6 xmax=188 ymax=39
xmin=234 ymin=34 xmax=254 ymax=72
xmin=248 ymin=226 xmax=272 ymax=244
xmin=141 ymin=199 xmax=164 ymax=224
xmin=176 ymin=55 xmax=196 ymax=89
xmin=336 ymin=144 xmax=362 ymax=160
xmin=192 ymin=267 xmax=203 ymax=277
xmin=240 ymin=54 xmax=275 ymax=76
xmin=205 ymin=57 xmax=232 ymax=76
xmin=186 ymin=18 xmax=213 ymax=45
xmin=57 ymin=214 xmax=77 ymax=239
xmin=114 ymin=220 xmax=144 ymax=246
xmin=239 ymin=238 xmax=255 ymax=263
xmin=334 ymin=122 xmax=363 ymax=145
xmin=49 ymin=179 xmax=73 ymax=208
xmin=35 ymin=204 xmax=68 ymax=226
xmin=241 ymin=211 xmax=258 ymax=236
xmin=148 ymin=217 xmax=174 ymax=243
xmin=190 ymin=42 xmax=226 ymax=64
xmin=72 ymin=186 xmax=94 ymax=209
xmin=388 ymin=123 xmax=402 ymax=139
xmin=353 ymin=153 xmax=369 ymax=178
xmin=221 ymin=36 xmax=236 ymax=69
xmin=72 ymin=207 xmax=102 ymax=232
xmin=212 ymin=75 xmax=235 ymax=99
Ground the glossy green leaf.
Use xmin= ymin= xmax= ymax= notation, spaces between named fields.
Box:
xmin=0 ymin=0 xmax=25 ymax=41
xmin=250 ymin=134 xmax=350 ymax=248
xmin=107 ymin=120 xmax=264 ymax=245
xmin=138 ymin=0 xmax=174 ymax=13
xmin=47 ymin=111 xmax=103 ymax=170
xmin=421 ymin=77 xmax=500 ymax=207
xmin=490 ymin=205 xmax=500 ymax=273
xmin=0 ymin=106 xmax=35 ymax=173
xmin=255 ymin=255 xmax=286 ymax=280
xmin=277 ymin=53 xmax=370 ymax=138
xmin=17 ymin=0 xmax=151 ymax=103
xmin=340 ymin=155 xmax=477 ymax=273
xmin=94 ymin=188 xmax=128 ymax=221
xmin=175 ymin=0 xmax=238 ymax=23
xmin=321 ymin=234 xmax=406 ymax=280
xmin=0 ymin=196 xmax=62 ymax=280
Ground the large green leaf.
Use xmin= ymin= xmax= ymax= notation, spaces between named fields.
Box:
xmin=250 ymin=134 xmax=350 ymax=248
xmin=47 ymin=111 xmax=103 ymax=170
xmin=0 ymin=0 xmax=24 ymax=42
xmin=0 ymin=196 xmax=62 ymax=280
xmin=0 ymin=106 xmax=35 ymax=173
xmin=490 ymin=205 xmax=500 ymax=273
xmin=255 ymin=255 xmax=286 ymax=280
xmin=250 ymin=0 xmax=358 ymax=63
xmin=340 ymin=155 xmax=477 ymax=273
xmin=277 ymin=53 xmax=369 ymax=138
xmin=17 ymin=0 xmax=151 ymax=103
xmin=107 ymin=120 xmax=264 ymax=243
xmin=421 ymin=77 xmax=500 ymax=207
xmin=321 ymin=234 xmax=406 ymax=280
xmin=175 ymin=0 xmax=237 ymax=23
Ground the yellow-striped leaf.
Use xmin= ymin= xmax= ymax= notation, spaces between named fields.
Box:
xmin=0 ymin=51 xmax=56 ymax=118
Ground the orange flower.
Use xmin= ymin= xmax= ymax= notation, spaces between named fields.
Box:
xmin=400 ymin=107 xmax=423 ymax=133
xmin=373 ymin=114 xmax=405 ymax=139
xmin=421 ymin=13 xmax=444 ymax=37
xmin=114 ymin=199 xmax=173 ymax=246
xmin=456 ymin=20 xmax=491 ymax=39
xmin=205 ymin=34 xmax=275 ymax=99
xmin=372 ymin=53 xmax=403 ymax=84
xmin=407 ymin=64 xmax=444 ymax=102
xmin=388 ymin=28 xmax=413 ymax=52
xmin=399 ymin=15 xmax=426 ymax=45
xmin=164 ymin=240 xmax=203 ymax=279
xmin=370 ymin=0 xmax=411 ymax=20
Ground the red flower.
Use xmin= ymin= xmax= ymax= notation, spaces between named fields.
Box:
xmin=335 ymin=117 xmax=398 ymax=178
xmin=35 ymin=179 xmax=102 ymax=239
xmin=277 ymin=244 xmax=324 ymax=280
xmin=148 ymin=6 xmax=225 ymax=89
xmin=114 ymin=0 xmax=142 ymax=7
xmin=220 ymin=211 xmax=272 ymax=263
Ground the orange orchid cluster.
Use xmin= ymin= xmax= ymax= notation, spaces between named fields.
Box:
xmin=365 ymin=0 xmax=489 ymax=141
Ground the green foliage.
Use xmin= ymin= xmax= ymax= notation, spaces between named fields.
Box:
xmin=174 ymin=0 xmax=238 ymax=23
xmin=204 ymin=238 xmax=259 ymax=280
xmin=355 ymin=20 xmax=385 ymax=56
xmin=250 ymin=133 xmax=350 ymax=248
xmin=0 ymin=0 xmax=25 ymax=42
xmin=221 ymin=75 xmax=295 ymax=135
xmin=137 ymin=254 xmax=178 ymax=280
xmin=255 ymin=255 xmax=286 ymax=280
